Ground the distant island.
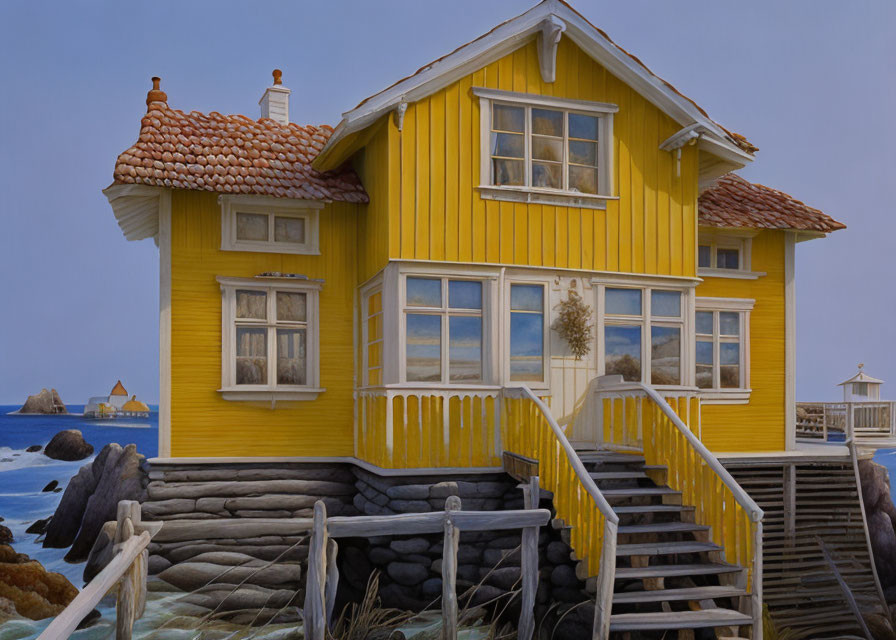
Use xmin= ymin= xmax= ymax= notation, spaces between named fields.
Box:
xmin=18 ymin=388 xmax=67 ymax=414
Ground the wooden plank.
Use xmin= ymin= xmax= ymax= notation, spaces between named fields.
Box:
xmin=303 ymin=501 xmax=328 ymax=640
xmin=325 ymin=538 xmax=338 ymax=631
xmin=442 ymin=495 xmax=461 ymax=640
xmin=518 ymin=476 xmax=539 ymax=640
xmin=326 ymin=509 xmax=549 ymax=538
xmin=37 ymin=532 xmax=151 ymax=640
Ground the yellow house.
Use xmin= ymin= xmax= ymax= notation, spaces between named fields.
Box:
xmin=104 ymin=2 xmax=886 ymax=638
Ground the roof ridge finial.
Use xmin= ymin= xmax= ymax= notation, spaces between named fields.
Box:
xmin=859 ymin=363 xmax=864 ymax=371
xmin=272 ymin=69 xmax=283 ymax=86
xmin=146 ymin=76 xmax=168 ymax=106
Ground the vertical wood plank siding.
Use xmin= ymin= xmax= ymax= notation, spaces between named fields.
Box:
xmin=170 ymin=191 xmax=359 ymax=457
xmin=374 ymin=38 xmax=697 ymax=277
xmin=697 ymin=230 xmax=786 ymax=451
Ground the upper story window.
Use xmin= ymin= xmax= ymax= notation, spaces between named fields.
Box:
xmin=698 ymin=233 xmax=763 ymax=279
xmin=217 ymin=276 xmax=322 ymax=402
xmin=404 ymin=276 xmax=486 ymax=384
xmin=474 ymin=88 xmax=616 ymax=210
xmin=220 ymin=195 xmax=321 ymax=255
xmin=598 ymin=286 xmax=687 ymax=387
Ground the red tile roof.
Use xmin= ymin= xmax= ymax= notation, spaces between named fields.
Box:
xmin=698 ymin=174 xmax=845 ymax=234
xmin=112 ymin=100 xmax=368 ymax=203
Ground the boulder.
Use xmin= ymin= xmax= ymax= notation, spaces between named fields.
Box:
xmin=0 ymin=526 xmax=11 ymax=544
xmin=386 ymin=561 xmax=428 ymax=587
xmin=44 ymin=443 xmax=147 ymax=564
xmin=0 ymin=545 xmax=78 ymax=620
xmin=44 ymin=430 xmax=93 ymax=461
xmin=42 ymin=480 xmax=58 ymax=493
xmin=25 ymin=445 xmax=41 ymax=453
xmin=858 ymin=460 xmax=896 ymax=593
xmin=19 ymin=389 xmax=67 ymax=414
xmin=25 ymin=518 xmax=51 ymax=536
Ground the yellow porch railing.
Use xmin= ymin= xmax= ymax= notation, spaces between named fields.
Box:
xmin=356 ymin=387 xmax=502 ymax=469
xmin=593 ymin=378 xmax=764 ymax=637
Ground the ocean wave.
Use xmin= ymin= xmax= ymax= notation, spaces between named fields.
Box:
xmin=0 ymin=448 xmax=57 ymax=473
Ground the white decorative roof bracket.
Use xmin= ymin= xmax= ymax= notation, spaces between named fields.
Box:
xmin=393 ymin=100 xmax=408 ymax=131
xmin=537 ymin=15 xmax=566 ymax=83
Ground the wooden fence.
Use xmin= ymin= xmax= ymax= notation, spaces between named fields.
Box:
xmin=591 ymin=377 xmax=764 ymax=638
xmin=303 ymin=484 xmax=551 ymax=640
xmin=37 ymin=500 xmax=161 ymax=640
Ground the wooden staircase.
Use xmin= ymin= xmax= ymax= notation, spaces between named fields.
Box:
xmin=570 ymin=447 xmax=755 ymax=638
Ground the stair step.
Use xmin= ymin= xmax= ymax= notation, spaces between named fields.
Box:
xmin=602 ymin=487 xmax=681 ymax=498
xmin=614 ymin=563 xmax=741 ymax=580
xmin=613 ymin=504 xmax=694 ymax=514
xmin=579 ymin=453 xmax=645 ymax=464
xmin=616 ymin=541 xmax=720 ymax=556
xmin=612 ymin=585 xmax=746 ymax=604
xmin=617 ymin=522 xmax=710 ymax=534
xmin=590 ymin=471 xmax=648 ymax=480
xmin=609 ymin=608 xmax=753 ymax=632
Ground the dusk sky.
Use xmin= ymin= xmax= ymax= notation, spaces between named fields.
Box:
xmin=1 ymin=1 xmax=893 ymax=404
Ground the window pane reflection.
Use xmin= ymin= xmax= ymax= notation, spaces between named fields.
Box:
xmin=720 ymin=342 xmax=740 ymax=388
xmin=406 ymin=314 xmax=441 ymax=381
xmin=606 ymin=288 xmax=641 ymax=316
xmin=406 ymin=278 xmax=441 ymax=308
xmin=448 ymin=280 xmax=482 ymax=310
xmin=449 ymin=316 xmax=482 ymax=382
xmin=651 ymin=326 xmax=681 ymax=385
xmin=696 ymin=340 xmax=713 ymax=389
xmin=651 ymin=291 xmax=681 ymax=318
xmin=605 ymin=325 xmax=641 ymax=381
xmin=719 ymin=312 xmax=739 ymax=336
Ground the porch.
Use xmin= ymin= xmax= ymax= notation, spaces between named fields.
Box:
xmin=796 ymin=401 xmax=896 ymax=448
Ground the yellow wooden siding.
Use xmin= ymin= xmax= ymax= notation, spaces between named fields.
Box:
xmin=376 ymin=37 xmax=697 ymax=276
xmin=354 ymin=121 xmax=393 ymax=282
xmin=697 ymin=230 xmax=786 ymax=452
xmin=169 ymin=190 xmax=360 ymax=457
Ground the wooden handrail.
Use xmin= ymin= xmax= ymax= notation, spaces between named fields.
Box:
xmin=596 ymin=380 xmax=763 ymax=522
xmin=37 ymin=531 xmax=151 ymax=640
xmin=501 ymin=385 xmax=618 ymax=640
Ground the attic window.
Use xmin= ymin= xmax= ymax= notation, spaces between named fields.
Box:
xmin=697 ymin=232 xmax=764 ymax=280
xmin=219 ymin=195 xmax=322 ymax=255
xmin=473 ymin=88 xmax=617 ymax=209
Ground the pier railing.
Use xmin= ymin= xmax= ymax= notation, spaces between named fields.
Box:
xmin=796 ymin=401 xmax=896 ymax=444
xmin=591 ymin=377 xmax=764 ymax=638
xmin=38 ymin=500 xmax=161 ymax=640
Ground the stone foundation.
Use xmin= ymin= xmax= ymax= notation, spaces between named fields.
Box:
xmin=133 ymin=461 xmax=588 ymax=625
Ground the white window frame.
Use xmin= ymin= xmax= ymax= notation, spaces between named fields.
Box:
xmin=594 ymin=279 xmax=695 ymax=389
xmin=360 ymin=278 xmax=384 ymax=387
xmin=399 ymin=272 xmax=498 ymax=386
xmin=473 ymin=87 xmax=618 ymax=210
xmin=697 ymin=231 xmax=765 ymax=280
xmin=217 ymin=276 xmax=323 ymax=403
xmin=504 ymin=278 xmax=551 ymax=389
xmin=695 ymin=297 xmax=753 ymax=404
xmin=219 ymin=195 xmax=322 ymax=255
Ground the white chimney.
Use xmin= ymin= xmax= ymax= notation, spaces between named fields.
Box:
xmin=259 ymin=69 xmax=290 ymax=125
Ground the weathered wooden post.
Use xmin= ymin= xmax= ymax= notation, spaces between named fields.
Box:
xmin=519 ymin=475 xmax=540 ymax=640
xmin=304 ymin=501 xmax=329 ymax=640
xmin=442 ymin=495 xmax=461 ymax=640
xmin=325 ymin=537 xmax=339 ymax=631
xmin=114 ymin=500 xmax=144 ymax=640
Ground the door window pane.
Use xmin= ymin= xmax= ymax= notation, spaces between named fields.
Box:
xmin=531 ymin=108 xmax=562 ymax=136
xmin=449 ymin=316 xmax=482 ymax=382
xmin=651 ymin=326 xmax=681 ymax=385
xmin=236 ymin=290 xmax=267 ymax=319
xmin=651 ymin=291 xmax=681 ymax=318
xmin=698 ymin=245 xmax=711 ymax=268
xmin=274 ymin=216 xmax=305 ymax=244
xmin=406 ymin=278 xmax=442 ymax=307
xmin=606 ymin=288 xmax=642 ymax=316
xmin=236 ymin=328 xmax=267 ymax=385
xmin=696 ymin=340 xmax=713 ymax=389
xmin=236 ymin=212 xmax=268 ymax=241
xmin=277 ymin=329 xmax=306 ymax=385
xmin=276 ymin=292 xmax=306 ymax=322
xmin=493 ymin=104 xmax=524 ymax=132
xmin=569 ymin=113 xmax=598 ymax=140
xmin=605 ymin=325 xmax=641 ymax=382
xmin=406 ymin=314 xmax=441 ymax=381
xmin=716 ymin=248 xmax=740 ymax=269
xmin=510 ymin=285 xmax=544 ymax=312
xmin=696 ymin=311 xmax=713 ymax=335
xmin=719 ymin=312 xmax=740 ymax=336
xmin=448 ymin=280 xmax=482 ymax=310
xmin=720 ymin=342 xmax=740 ymax=388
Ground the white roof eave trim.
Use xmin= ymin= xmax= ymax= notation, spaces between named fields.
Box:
xmin=317 ymin=0 xmax=753 ymax=166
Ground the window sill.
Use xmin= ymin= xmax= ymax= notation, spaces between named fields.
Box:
xmin=698 ymin=268 xmax=765 ymax=280
xmin=218 ymin=387 xmax=325 ymax=405
xmin=477 ymin=185 xmax=617 ymax=210
xmin=699 ymin=389 xmax=751 ymax=405
xmin=220 ymin=243 xmax=321 ymax=256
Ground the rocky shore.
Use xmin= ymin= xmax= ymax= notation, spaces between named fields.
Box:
xmin=860 ymin=459 xmax=896 ymax=604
